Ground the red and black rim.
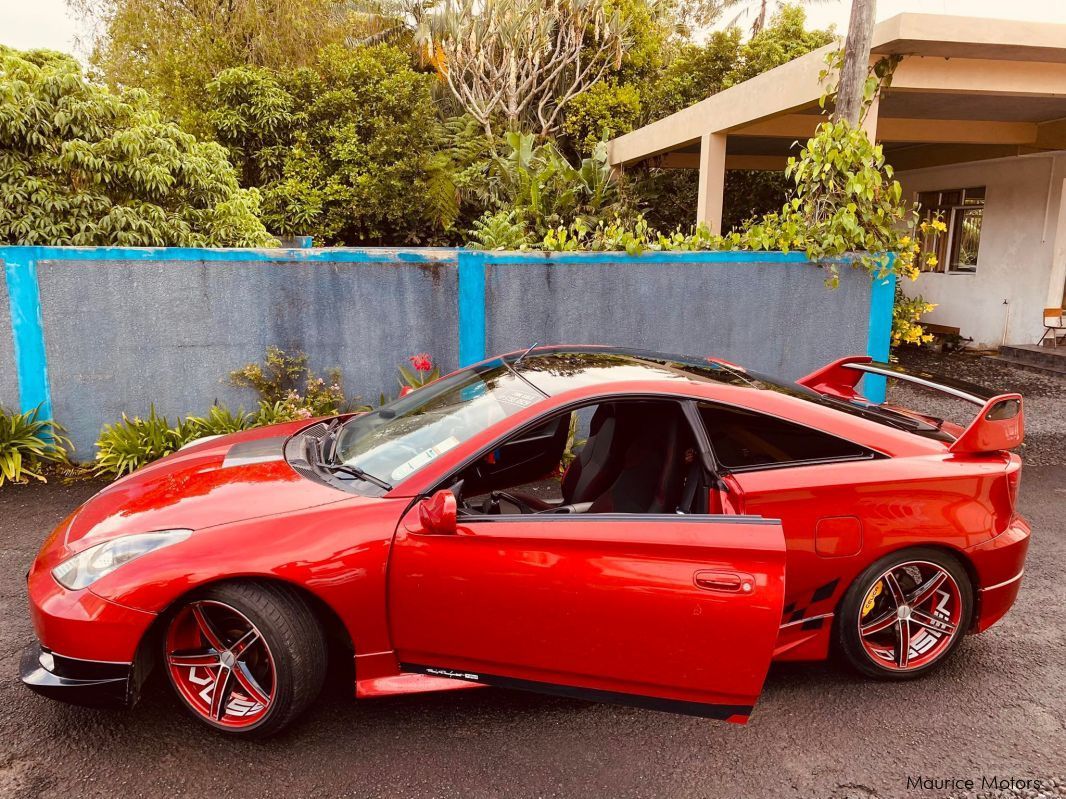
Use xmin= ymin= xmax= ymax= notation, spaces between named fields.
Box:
xmin=166 ymin=600 xmax=276 ymax=729
xmin=857 ymin=560 xmax=964 ymax=672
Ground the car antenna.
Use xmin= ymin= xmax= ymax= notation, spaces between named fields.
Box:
xmin=513 ymin=342 xmax=539 ymax=367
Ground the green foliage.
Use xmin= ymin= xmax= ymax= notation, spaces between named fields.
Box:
xmin=643 ymin=28 xmax=742 ymax=120
xmin=893 ymin=285 xmax=937 ymax=348
xmin=740 ymin=118 xmax=916 ymax=287
xmin=621 ymin=6 xmax=834 ymax=233
xmin=203 ymin=45 xmax=447 ymax=243
xmin=228 ymin=346 xmax=310 ymax=406
xmin=468 ymin=132 xmax=625 ymax=243
xmin=562 ymin=81 xmax=643 ymax=156
xmin=0 ymin=406 xmax=71 ymax=486
xmin=0 ymin=47 xmax=274 ymax=247
xmin=228 ymin=346 xmax=368 ymax=418
xmin=72 ymin=0 xmax=357 ymax=131
xmin=93 ymin=345 xmax=379 ymax=477
xmin=94 ymin=406 xmax=191 ymax=478
xmin=725 ymin=5 xmax=835 ymax=86
xmin=186 ymin=404 xmax=256 ymax=437
xmin=468 ymin=210 xmax=534 ymax=249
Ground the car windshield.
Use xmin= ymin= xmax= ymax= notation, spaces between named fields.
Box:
xmin=333 ymin=359 xmax=544 ymax=484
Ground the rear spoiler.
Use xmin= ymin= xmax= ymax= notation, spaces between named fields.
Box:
xmin=797 ymin=356 xmax=1024 ymax=454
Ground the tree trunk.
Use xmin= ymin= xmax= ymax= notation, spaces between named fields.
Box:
xmin=833 ymin=0 xmax=876 ymax=126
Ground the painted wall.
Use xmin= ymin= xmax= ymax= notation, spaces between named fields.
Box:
xmin=897 ymin=152 xmax=1066 ymax=348
xmin=479 ymin=253 xmax=875 ymax=381
xmin=2 ymin=247 xmax=892 ymax=459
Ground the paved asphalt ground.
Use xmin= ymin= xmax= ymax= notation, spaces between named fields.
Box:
xmin=1 ymin=353 xmax=1063 ymax=799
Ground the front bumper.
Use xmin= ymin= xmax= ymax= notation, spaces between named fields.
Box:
xmin=20 ymin=641 xmax=133 ymax=708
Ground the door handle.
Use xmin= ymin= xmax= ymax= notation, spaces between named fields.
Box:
xmin=694 ymin=570 xmax=754 ymax=594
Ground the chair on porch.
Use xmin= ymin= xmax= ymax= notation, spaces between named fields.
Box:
xmin=1040 ymin=308 xmax=1066 ymax=348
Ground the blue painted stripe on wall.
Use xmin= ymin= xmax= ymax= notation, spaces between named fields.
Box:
xmin=457 ymin=251 xmax=487 ymax=366
xmin=865 ymin=266 xmax=897 ymax=404
xmin=477 ymin=250 xmax=816 ymax=266
xmin=2 ymin=248 xmax=52 ymax=419
xmin=0 ymin=246 xmax=459 ymax=265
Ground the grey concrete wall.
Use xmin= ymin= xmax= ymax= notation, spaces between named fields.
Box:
xmin=0 ymin=278 xmax=18 ymax=410
xmin=484 ymin=258 xmax=870 ymax=382
xmin=37 ymin=256 xmax=459 ymax=457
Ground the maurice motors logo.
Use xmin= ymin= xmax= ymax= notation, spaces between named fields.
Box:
xmin=906 ymin=775 xmax=1045 ymax=793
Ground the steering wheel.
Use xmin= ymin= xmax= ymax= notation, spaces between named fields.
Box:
xmin=482 ymin=490 xmax=536 ymax=515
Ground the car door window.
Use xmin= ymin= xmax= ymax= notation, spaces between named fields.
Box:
xmin=451 ymin=399 xmax=704 ymax=516
xmin=698 ymin=402 xmax=871 ymax=470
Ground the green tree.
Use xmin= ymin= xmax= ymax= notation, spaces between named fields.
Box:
xmin=726 ymin=4 xmax=835 ymax=85
xmin=623 ymin=6 xmax=835 ymax=233
xmin=643 ymin=28 xmax=743 ymax=121
xmin=562 ymin=81 xmax=644 ymax=156
xmin=69 ymin=0 xmax=359 ymax=131
xmin=203 ymin=45 xmax=451 ymax=244
xmin=0 ymin=47 xmax=272 ymax=247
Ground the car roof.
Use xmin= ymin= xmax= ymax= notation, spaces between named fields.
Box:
xmin=505 ymin=346 xmax=766 ymax=393
xmin=497 ymin=346 xmax=952 ymax=445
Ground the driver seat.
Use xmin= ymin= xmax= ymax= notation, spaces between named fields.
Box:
xmin=559 ymin=404 xmax=630 ymax=505
xmin=588 ymin=404 xmax=689 ymax=514
xmin=502 ymin=403 xmax=629 ymax=512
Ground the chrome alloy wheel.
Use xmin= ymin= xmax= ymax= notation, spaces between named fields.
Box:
xmin=165 ymin=600 xmax=277 ymax=729
xmin=857 ymin=560 xmax=964 ymax=672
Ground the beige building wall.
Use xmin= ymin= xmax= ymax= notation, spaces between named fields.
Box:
xmin=897 ymin=152 xmax=1066 ymax=348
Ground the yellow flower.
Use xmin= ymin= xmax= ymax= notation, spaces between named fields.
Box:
xmin=926 ymin=255 xmax=938 ymax=267
xmin=898 ymin=235 xmax=911 ymax=247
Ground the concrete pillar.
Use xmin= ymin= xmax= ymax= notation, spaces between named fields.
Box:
xmin=861 ymin=94 xmax=880 ymax=142
xmin=1047 ymin=175 xmax=1066 ymax=308
xmin=696 ymin=133 xmax=727 ymax=234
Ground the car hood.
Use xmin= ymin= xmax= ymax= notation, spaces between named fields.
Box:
xmin=52 ymin=422 xmax=349 ymax=557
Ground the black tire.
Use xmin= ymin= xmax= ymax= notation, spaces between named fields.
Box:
xmin=163 ymin=581 xmax=327 ymax=738
xmin=837 ymin=547 xmax=973 ymax=680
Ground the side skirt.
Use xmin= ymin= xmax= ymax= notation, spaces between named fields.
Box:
xmin=400 ymin=662 xmax=752 ymax=722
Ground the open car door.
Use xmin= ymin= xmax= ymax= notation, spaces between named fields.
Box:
xmin=388 ymin=501 xmax=785 ymax=722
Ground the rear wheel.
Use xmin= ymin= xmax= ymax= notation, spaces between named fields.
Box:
xmin=838 ymin=548 xmax=972 ymax=679
xmin=164 ymin=582 xmax=326 ymax=738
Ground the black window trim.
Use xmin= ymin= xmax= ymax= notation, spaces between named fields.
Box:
xmin=694 ymin=399 xmax=885 ymax=475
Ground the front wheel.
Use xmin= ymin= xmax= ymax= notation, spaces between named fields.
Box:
xmin=837 ymin=548 xmax=973 ymax=679
xmin=163 ymin=581 xmax=326 ymax=737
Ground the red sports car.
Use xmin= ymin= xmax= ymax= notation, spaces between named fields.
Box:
xmin=20 ymin=347 xmax=1029 ymax=737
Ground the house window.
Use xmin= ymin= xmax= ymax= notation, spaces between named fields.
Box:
xmin=917 ymin=187 xmax=985 ymax=273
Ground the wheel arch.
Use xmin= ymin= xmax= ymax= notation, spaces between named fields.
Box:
xmin=131 ymin=575 xmax=355 ymax=701
xmin=831 ymin=541 xmax=981 ymax=650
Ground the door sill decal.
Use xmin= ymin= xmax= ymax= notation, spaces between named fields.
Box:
xmin=400 ymin=662 xmax=753 ymax=721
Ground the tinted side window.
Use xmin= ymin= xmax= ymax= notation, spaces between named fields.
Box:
xmin=698 ymin=403 xmax=869 ymax=469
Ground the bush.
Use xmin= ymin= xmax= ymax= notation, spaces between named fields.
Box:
xmin=186 ymin=404 xmax=256 ymax=437
xmin=228 ymin=346 xmax=367 ymax=418
xmin=0 ymin=406 xmax=71 ymax=486
xmin=203 ymin=45 xmax=448 ymax=244
xmin=94 ymin=406 xmax=193 ymax=478
xmin=562 ymin=81 xmax=643 ymax=157
xmin=0 ymin=47 xmax=274 ymax=247
xmin=467 ymin=132 xmax=626 ymax=244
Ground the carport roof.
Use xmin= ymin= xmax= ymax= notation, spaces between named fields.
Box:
xmin=607 ymin=13 xmax=1066 ymax=174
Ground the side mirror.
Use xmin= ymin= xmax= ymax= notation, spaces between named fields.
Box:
xmin=418 ymin=489 xmax=457 ymax=535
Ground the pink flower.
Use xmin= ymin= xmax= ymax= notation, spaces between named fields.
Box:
xmin=409 ymin=353 xmax=433 ymax=373
xmin=399 ymin=385 xmax=414 ymax=397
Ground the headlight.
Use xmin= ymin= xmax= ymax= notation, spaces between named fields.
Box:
xmin=51 ymin=529 xmax=192 ymax=590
